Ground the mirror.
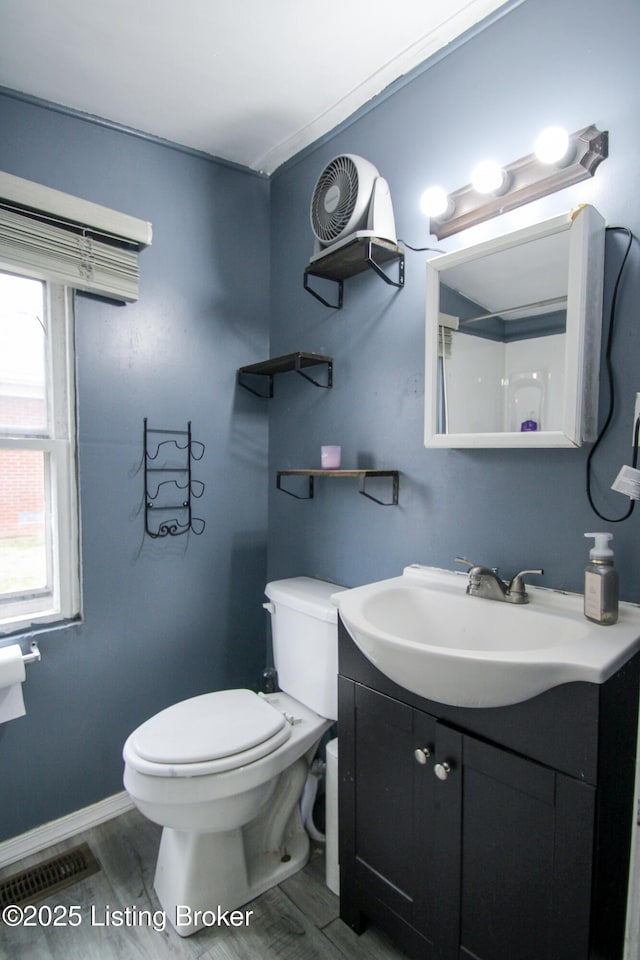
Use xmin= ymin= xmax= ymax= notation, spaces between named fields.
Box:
xmin=424 ymin=206 xmax=605 ymax=448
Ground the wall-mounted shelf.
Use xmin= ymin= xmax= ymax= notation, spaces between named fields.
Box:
xmin=237 ymin=352 xmax=333 ymax=398
xmin=276 ymin=469 xmax=399 ymax=506
xmin=304 ymin=237 xmax=405 ymax=309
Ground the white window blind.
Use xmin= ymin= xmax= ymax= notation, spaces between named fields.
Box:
xmin=438 ymin=312 xmax=459 ymax=358
xmin=0 ymin=171 xmax=152 ymax=302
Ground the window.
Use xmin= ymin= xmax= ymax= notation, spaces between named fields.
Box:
xmin=0 ymin=270 xmax=80 ymax=634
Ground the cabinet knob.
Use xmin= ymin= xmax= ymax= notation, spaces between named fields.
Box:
xmin=434 ymin=761 xmax=452 ymax=781
xmin=414 ymin=747 xmax=432 ymax=765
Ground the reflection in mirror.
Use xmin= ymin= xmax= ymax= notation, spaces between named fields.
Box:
xmin=425 ymin=207 xmax=605 ymax=448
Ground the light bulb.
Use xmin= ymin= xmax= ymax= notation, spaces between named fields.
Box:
xmin=535 ymin=126 xmax=572 ymax=165
xmin=420 ymin=186 xmax=452 ymax=219
xmin=471 ymin=160 xmax=507 ymax=195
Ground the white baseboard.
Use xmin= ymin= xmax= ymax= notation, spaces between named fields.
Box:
xmin=0 ymin=791 xmax=135 ymax=869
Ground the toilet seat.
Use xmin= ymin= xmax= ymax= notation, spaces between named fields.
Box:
xmin=124 ymin=689 xmax=292 ymax=778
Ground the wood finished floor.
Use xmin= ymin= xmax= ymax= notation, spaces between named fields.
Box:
xmin=0 ymin=808 xmax=409 ymax=959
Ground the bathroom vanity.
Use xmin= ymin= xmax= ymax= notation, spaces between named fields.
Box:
xmin=338 ymin=617 xmax=640 ymax=960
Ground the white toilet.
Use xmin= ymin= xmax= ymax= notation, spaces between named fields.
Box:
xmin=122 ymin=576 xmax=341 ymax=936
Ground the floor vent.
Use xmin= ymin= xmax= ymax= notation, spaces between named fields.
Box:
xmin=0 ymin=843 xmax=100 ymax=909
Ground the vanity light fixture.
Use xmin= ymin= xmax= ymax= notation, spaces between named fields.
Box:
xmin=426 ymin=123 xmax=608 ymax=240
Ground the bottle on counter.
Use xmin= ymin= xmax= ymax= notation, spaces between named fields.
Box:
xmin=584 ymin=532 xmax=619 ymax=625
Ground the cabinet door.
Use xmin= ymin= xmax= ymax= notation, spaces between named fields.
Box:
xmin=338 ymin=679 xmax=440 ymax=957
xmin=457 ymin=735 xmax=595 ymax=960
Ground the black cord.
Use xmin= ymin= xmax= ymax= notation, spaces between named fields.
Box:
xmin=586 ymin=226 xmax=635 ymax=521
xmin=398 ymin=238 xmax=446 ymax=254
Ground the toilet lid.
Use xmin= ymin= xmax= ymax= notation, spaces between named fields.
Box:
xmin=130 ymin=689 xmax=288 ymax=765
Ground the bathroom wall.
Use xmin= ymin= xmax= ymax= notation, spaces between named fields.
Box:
xmin=0 ymin=92 xmax=271 ymax=841
xmin=268 ymin=0 xmax=640 ymax=601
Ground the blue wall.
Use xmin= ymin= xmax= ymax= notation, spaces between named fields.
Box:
xmin=0 ymin=94 xmax=271 ymax=840
xmin=268 ymin=0 xmax=640 ymax=601
xmin=2 ymin=0 xmax=640 ymax=843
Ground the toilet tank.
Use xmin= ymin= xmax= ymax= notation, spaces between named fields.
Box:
xmin=264 ymin=577 xmax=344 ymax=721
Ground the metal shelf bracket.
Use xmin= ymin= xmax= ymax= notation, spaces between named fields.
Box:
xmin=358 ymin=470 xmax=400 ymax=506
xmin=276 ymin=472 xmax=315 ymax=500
xmin=303 ymin=273 xmax=344 ymax=310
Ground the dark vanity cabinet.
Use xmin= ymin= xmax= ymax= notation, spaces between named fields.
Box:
xmin=338 ymin=618 xmax=640 ymax=960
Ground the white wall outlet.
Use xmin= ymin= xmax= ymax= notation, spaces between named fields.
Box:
xmin=634 ymin=393 xmax=640 ymax=444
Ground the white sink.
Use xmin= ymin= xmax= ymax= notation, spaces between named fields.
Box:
xmin=333 ymin=565 xmax=640 ymax=708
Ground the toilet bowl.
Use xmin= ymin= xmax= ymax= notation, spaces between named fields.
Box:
xmin=122 ymin=577 xmax=343 ymax=936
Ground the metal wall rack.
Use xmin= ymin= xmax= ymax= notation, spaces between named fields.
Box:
xmin=276 ymin=469 xmax=399 ymax=506
xmin=303 ymin=236 xmax=405 ymax=309
xmin=144 ymin=419 xmax=206 ymax=537
xmin=237 ymin=352 xmax=333 ymax=398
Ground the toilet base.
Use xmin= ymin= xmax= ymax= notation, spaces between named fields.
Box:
xmin=154 ymin=756 xmax=311 ymax=936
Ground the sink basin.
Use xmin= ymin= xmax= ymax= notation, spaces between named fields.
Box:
xmin=333 ymin=565 xmax=640 ymax=708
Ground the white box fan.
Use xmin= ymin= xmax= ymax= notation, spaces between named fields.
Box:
xmin=308 ymin=154 xmax=397 ymax=263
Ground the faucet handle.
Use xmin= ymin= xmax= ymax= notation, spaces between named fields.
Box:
xmin=455 ymin=557 xmax=495 ymax=576
xmin=509 ymin=568 xmax=544 ymax=600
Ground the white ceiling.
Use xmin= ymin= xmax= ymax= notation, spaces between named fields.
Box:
xmin=0 ymin=0 xmax=510 ymax=175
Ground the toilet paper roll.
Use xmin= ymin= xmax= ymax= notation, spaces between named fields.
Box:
xmin=0 ymin=645 xmax=26 ymax=687
xmin=0 ymin=645 xmax=26 ymax=723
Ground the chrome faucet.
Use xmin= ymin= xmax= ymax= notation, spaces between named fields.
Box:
xmin=455 ymin=558 xmax=543 ymax=604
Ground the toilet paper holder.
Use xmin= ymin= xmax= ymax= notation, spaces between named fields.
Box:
xmin=0 ymin=640 xmax=40 ymax=726
xmin=22 ymin=640 xmax=41 ymax=665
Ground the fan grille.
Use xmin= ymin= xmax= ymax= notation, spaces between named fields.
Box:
xmin=311 ymin=156 xmax=359 ymax=244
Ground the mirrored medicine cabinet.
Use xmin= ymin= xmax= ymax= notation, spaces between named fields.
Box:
xmin=424 ymin=205 xmax=605 ymax=448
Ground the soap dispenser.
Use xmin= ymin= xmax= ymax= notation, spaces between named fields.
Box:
xmin=584 ymin=533 xmax=619 ymax=625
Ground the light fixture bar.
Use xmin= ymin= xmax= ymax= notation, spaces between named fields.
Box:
xmin=430 ymin=124 xmax=608 ymax=240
